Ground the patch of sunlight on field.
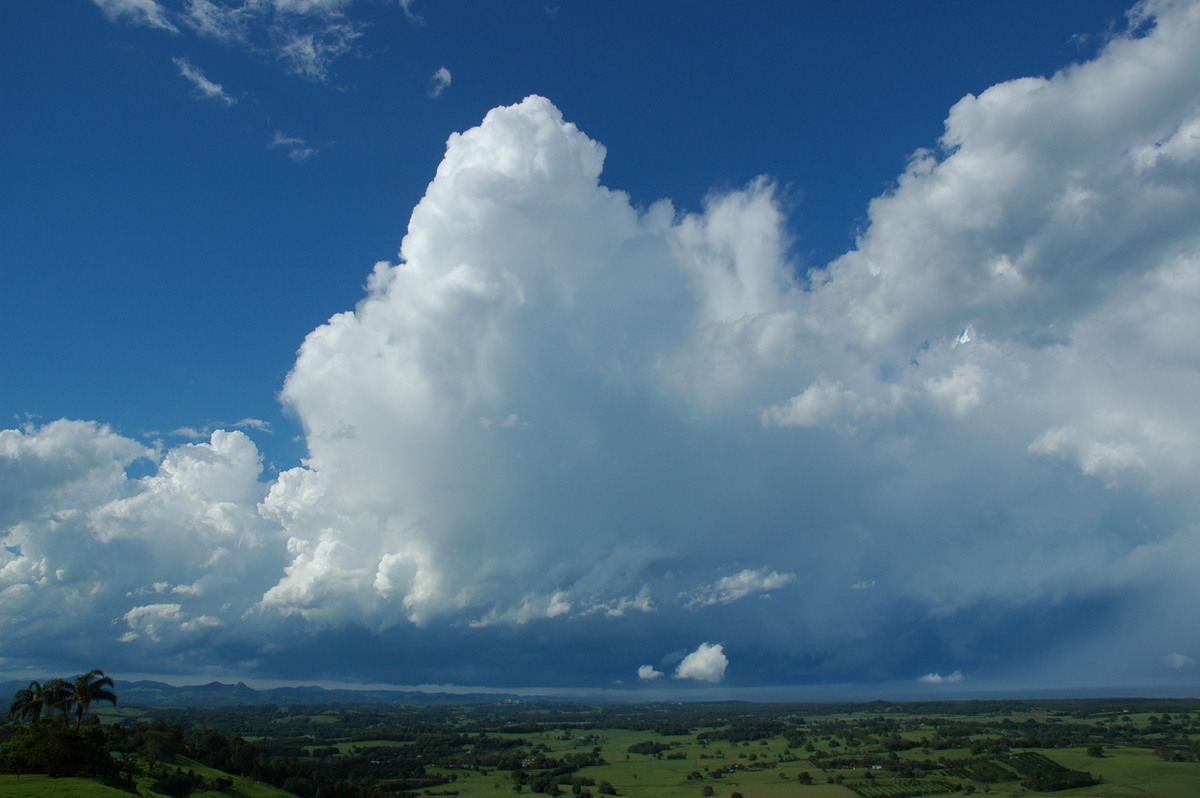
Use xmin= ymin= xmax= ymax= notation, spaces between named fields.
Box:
xmin=1048 ymin=746 xmax=1200 ymax=798
xmin=91 ymin=706 xmax=153 ymax=724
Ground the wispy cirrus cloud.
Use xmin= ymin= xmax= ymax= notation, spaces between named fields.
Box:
xmin=269 ymin=131 xmax=318 ymax=161
xmin=172 ymin=57 xmax=236 ymax=104
xmin=93 ymin=0 xmax=401 ymax=82
xmin=91 ymin=0 xmax=178 ymax=32
xmin=427 ymin=66 xmax=451 ymax=98
xmin=170 ymin=418 xmax=273 ymax=439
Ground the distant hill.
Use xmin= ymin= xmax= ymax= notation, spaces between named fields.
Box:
xmin=0 ymin=677 xmax=522 ymax=709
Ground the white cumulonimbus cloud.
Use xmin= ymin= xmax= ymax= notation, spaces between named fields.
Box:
xmin=6 ymin=0 xmax=1200 ymax=688
xmin=674 ymin=643 xmax=728 ymax=683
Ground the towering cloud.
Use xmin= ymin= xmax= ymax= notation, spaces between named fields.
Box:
xmin=5 ymin=0 xmax=1200 ymax=688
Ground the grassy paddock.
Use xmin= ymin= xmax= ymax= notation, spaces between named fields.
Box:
xmin=422 ymin=730 xmax=1198 ymax=798
xmin=0 ymin=774 xmax=131 ymax=797
xmin=1048 ymin=746 xmax=1200 ymax=798
xmin=160 ymin=755 xmax=298 ymax=798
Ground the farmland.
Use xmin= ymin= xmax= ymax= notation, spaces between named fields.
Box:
xmin=5 ymin=696 xmax=1200 ymax=797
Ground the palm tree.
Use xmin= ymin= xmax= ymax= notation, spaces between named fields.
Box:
xmin=68 ymin=669 xmax=117 ymax=730
xmin=6 ymin=678 xmax=70 ymax=723
xmin=7 ymin=681 xmax=44 ymax=723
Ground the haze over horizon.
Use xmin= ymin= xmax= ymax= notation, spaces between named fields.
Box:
xmin=3 ymin=0 xmax=1199 ymax=696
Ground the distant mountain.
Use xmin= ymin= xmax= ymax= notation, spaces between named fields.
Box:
xmin=113 ymin=680 xmax=524 ymax=708
xmin=0 ymin=676 xmax=524 ymax=709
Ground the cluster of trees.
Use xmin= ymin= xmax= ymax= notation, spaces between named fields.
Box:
xmin=7 ymin=669 xmax=117 ymax=730
xmin=0 ymin=669 xmax=118 ymax=779
xmin=180 ymin=726 xmax=385 ymax=798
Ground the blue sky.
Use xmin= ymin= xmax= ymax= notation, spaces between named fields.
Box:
xmin=2 ymin=0 xmax=1199 ymax=696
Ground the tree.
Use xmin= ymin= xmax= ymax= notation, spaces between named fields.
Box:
xmin=152 ymin=768 xmax=204 ymax=798
xmin=6 ymin=679 xmax=70 ymax=724
xmin=68 ymin=669 xmax=117 ymax=731
xmin=7 ymin=682 xmax=45 ymax=723
xmin=141 ymin=729 xmax=182 ymax=769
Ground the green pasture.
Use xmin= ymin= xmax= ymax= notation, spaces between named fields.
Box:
xmin=419 ymin=728 xmax=1199 ymax=798
xmin=0 ymin=774 xmax=132 ymax=797
xmin=164 ymin=754 xmax=298 ymax=798
xmin=423 ymin=730 xmax=848 ymax=798
xmin=1049 ymin=746 xmax=1199 ymax=798
xmin=328 ymin=738 xmax=411 ymax=754
xmin=272 ymin=712 xmax=340 ymax=724
xmin=21 ymin=702 xmax=1191 ymax=798
xmin=90 ymin=706 xmax=157 ymax=725
xmin=0 ymin=757 xmax=294 ymax=798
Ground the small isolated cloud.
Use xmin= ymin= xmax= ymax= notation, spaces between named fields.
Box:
xmin=685 ymin=568 xmax=794 ymax=608
xmin=918 ymin=670 xmax=965 ymax=684
xmin=674 ymin=642 xmax=728 ymax=683
xmin=1163 ymin=653 xmax=1197 ymax=669
xmin=637 ymin=664 xmax=663 ymax=681
xmin=270 ymin=131 xmax=318 ymax=161
xmin=477 ymin=413 xmax=526 ymax=430
xmin=91 ymin=0 xmax=178 ymax=32
xmin=276 ymin=25 xmax=362 ymax=82
xmin=427 ymin=66 xmax=451 ymax=98
xmin=172 ymin=57 xmax=235 ymax=105
xmin=850 ymin=580 xmax=876 ymax=590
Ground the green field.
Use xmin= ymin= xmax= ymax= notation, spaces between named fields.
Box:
xmin=0 ymin=755 xmax=297 ymax=798
xmin=3 ymin=698 xmax=1197 ymax=798
xmin=402 ymin=712 xmax=1199 ymax=798
xmin=0 ymin=774 xmax=133 ymax=797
